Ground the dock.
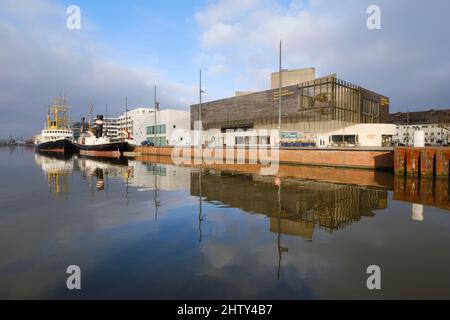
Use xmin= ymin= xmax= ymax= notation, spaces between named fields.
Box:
xmin=394 ymin=147 xmax=450 ymax=178
xmin=135 ymin=146 xmax=394 ymax=171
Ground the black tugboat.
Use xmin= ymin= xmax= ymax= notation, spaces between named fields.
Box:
xmin=34 ymin=97 xmax=77 ymax=154
xmin=75 ymin=115 xmax=134 ymax=158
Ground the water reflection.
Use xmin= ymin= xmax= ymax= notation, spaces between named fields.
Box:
xmin=3 ymin=149 xmax=449 ymax=299
xmin=35 ymin=153 xmax=73 ymax=199
xmin=34 ymin=153 xmax=392 ymax=241
xmin=190 ymin=171 xmax=388 ymax=240
xmin=34 ymin=152 xmax=450 ymax=231
xmin=393 ymin=177 xmax=450 ymax=222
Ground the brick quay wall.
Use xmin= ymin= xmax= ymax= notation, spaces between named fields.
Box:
xmin=394 ymin=147 xmax=450 ymax=178
xmin=135 ymin=146 xmax=394 ymax=171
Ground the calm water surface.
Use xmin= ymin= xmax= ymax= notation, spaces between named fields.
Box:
xmin=1 ymin=147 xmax=450 ymax=299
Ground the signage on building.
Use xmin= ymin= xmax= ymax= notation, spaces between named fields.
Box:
xmin=281 ymin=131 xmax=303 ymax=140
xmin=281 ymin=131 xmax=318 ymax=143
xmin=381 ymin=97 xmax=390 ymax=107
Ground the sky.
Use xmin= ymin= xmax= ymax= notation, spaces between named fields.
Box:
xmin=1 ymin=0 xmax=450 ymax=137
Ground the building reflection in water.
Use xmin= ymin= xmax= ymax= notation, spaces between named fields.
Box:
xmin=33 ymin=152 xmax=450 ymax=283
xmin=41 ymin=154 xmax=450 ymax=237
xmin=393 ymin=177 xmax=450 ymax=222
xmin=190 ymin=170 xmax=389 ymax=240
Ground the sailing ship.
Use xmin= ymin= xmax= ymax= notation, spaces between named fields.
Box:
xmin=76 ymin=115 xmax=134 ymax=158
xmin=34 ymin=97 xmax=76 ymax=154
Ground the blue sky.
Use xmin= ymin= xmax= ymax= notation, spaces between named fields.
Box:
xmin=63 ymin=1 xmax=199 ymax=79
xmin=1 ymin=0 xmax=450 ymax=136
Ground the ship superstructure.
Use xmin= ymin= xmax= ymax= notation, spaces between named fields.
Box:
xmin=34 ymin=97 xmax=76 ymax=154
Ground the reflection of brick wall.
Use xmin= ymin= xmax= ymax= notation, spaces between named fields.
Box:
xmin=393 ymin=177 xmax=450 ymax=211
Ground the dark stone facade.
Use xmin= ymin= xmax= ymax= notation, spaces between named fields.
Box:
xmin=191 ymin=76 xmax=390 ymax=130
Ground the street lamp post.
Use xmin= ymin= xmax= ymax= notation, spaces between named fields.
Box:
xmin=154 ymin=85 xmax=157 ymax=147
xmin=199 ymin=69 xmax=204 ymax=147
xmin=278 ymin=40 xmax=282 ymax=133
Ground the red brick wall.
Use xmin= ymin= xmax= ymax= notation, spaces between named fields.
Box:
xmin=136 ymin=146 xmax=394 ymax=170
xmin=394 ymin=147 xmax=450 ymax=178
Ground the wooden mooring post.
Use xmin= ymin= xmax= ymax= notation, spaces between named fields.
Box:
xmin=394 ymin=147 xmax=450 ymax=178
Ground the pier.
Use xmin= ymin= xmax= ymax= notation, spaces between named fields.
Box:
xmin=135 ymin=146 xmax=394 ymax=171
xmin=394 ymin=147 xmax=450 ymax=178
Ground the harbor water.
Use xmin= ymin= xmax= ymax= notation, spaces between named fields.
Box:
xmin=1 ymin=147 xmax=450 ymax=299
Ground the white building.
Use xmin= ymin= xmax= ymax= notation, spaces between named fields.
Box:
xmin=127 ymin=161 xmax=191 ymax=191
xmin=146 ymin=109 xmax=191 ymax=146
xmin=117 ymin=108 xmax=190 ymax=146
xmin=118 ymin=108 xmax=155 ymax=145
xmin=390 ymin=109 xmax=450 ymax=146
xmin=321 ymin=123 xmax=397 ymax=148
xmin=394 ymin=124 xmax=449 ymax=146
xmin=203 ymin=123 xmax=396 ymax=148
xmin=103 ymin=117 xmax=120 ymax=142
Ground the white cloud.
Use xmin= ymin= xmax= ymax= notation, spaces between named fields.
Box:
xmin=0 ymin=0 xmax=196 ymax=137
xmin=207 ymin=64 xmax=228 ymax=76
xmin=195 ymin=0 xmax=450 ymax=111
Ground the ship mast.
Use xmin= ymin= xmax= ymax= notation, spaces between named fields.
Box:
xmin=47 ymin=96 xmax=70 ymax=129
xmin=88 ymin=103 xmax=94 ymax=131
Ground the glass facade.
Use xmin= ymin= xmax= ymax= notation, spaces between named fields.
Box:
xmin=147 ymin=125 xmax=167 ymax=146
xmin=147 ymin=125 xmax=166 ymax=135
xmin=297 ymin=77 xmax=380 ymax=124
xmin=362 ymin=98 xmax=380 ymax=123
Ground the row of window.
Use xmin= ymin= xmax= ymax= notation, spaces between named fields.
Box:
xmin=147 ymin=125 xmax=167 ymax=135
xmin=45 ymin=137 xmax=72 ymax=140
xmin=43 ymin=130 xmax=71 ymax=134
xmin=400 ymin=132 xmax=443 ymax=136
xmin=397 ymin=125 xmax=440 ymax=129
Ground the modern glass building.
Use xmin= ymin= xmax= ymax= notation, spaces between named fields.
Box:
xmin=146 ymin=124 xmax=167 ymax=146
xmin=192 ymin=74 xmax=389 ymax=133
xmin=191 ymin=69 xmax=392 ymax=147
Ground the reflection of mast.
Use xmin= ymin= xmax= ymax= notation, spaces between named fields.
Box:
xmin=153 ymin=87 xmax=161 ymax=220
xmin=154 ymin=163 xmax=160 ymax=220
xmin=106 ymin=166 xmax=110 ymax=200
xmin=125 ymin=167 xmax=130 ymax=206
xmin=198 ymin=70 xmax=204 ymax=242
xmin=276 ymin=177 xmax=288 ymax=280
xmin=153 ymin=167 xmax=161 ymax=220
xmin=89 ymin=173 xmax=95 ymax=202
xmin=198 ymin=167 xmax=204 ymax=242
